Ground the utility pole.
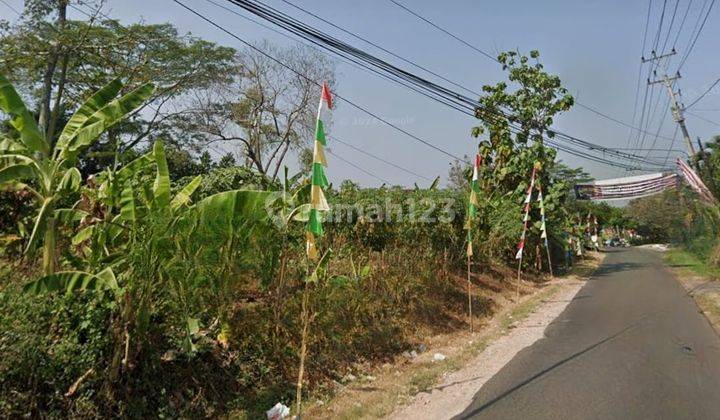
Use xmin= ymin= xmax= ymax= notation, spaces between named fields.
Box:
xmin=643 ymin=50 xmax=697 ymax=158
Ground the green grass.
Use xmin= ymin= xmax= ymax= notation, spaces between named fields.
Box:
xmin=664 ymin=248 xmax=720 ymax=279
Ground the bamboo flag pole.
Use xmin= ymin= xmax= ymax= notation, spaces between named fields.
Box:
xmin=296 ymin=82 xmax=333 ymax=417
xmin=465 ymin=154 xmax=481 ymax=332
xmin=467 ymin=252 xmax=473 ymax=332
xmin=536 ymin=180 xmax=553 ymax=277
xmin=515 ymin=166 xmax=537 ymax=301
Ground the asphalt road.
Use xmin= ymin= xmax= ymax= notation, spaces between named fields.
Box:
xmin=455 ymin=247 xmax=720 ymax=420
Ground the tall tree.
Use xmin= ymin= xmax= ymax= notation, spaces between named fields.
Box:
xmin=183 ymin=42 xmax=336 ymax=181
xmin=472 ymin=50 xmax=574 ymax=194
xmin=1 ymin=2 xmax=236 ymax=162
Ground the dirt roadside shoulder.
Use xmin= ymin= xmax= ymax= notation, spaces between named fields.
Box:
xmin=305 ymin=253 xmax=604 ymax=419
xmin=663 ymin=248 xmax=720 ymax=334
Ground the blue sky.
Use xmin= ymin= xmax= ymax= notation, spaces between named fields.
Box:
xmin=2 ymin=0 xmax=719 ymax=187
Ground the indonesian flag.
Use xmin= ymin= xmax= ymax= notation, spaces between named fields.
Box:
xmin=466 ymin=153 xmax=482 ymax=257
xmin=307 ymin=82 xmax=333 ymax=261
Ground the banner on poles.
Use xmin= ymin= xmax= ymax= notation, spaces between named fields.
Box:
xmin=574 ymin=173 xmax=678 ymax=201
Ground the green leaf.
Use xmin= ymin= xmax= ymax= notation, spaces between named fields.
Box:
xmin=119 ymin=183 xmax=137 ymax=223
xmin=0 ymin=153 xmax=35 ymax=166
xmin=23 ymin=268 xmax=117 ymax=295
xmin=72 ymin=225 xmax=95 ymax=246
xmin=290 ymin=203 xmax=311 ymax=222
xmin=329 ymin=275 xmax=352 ymax=287
xmin=25 ymin=197 xmax=54 ymax=255
xmin=307 ymin=248 xmax=332 ymax=283
xmin=359 ymin=265 xmax=371 ymax=278
xmin=116 ymin=151 xmax=154 ymax=182
xmin=63 ymin=82 xmax=156 ymax=154
xmin=55 ymin=78 xmax=123 ymax=151
xmin=57 ymin=167 xmax=81 ymax=192
xmin=187 ymin=317 xmax=200 ymax=335
xmin=0 ymin=73 xmax=48 ymax=155
xmin=171 ymin=175 xmax=202 ymax=210
xmin=193 ymin=190 xmax=272 ymax=241
xmin=0 ymin=137 xmax=26 ymax=153
xmin=0 ymin=164 xmax=35 ymax=184
xmin=54 ymin=208 xmax=89 ymax=224
xmin=96 ymin=266 xmax=119 ymax=291
xmin=152 ymin=140 xmax=170 ymax=209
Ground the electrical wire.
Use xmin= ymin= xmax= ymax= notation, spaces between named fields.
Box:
xmin=326 ymin=149 xmax=392 ymax=184
xmin=175 ymin=0 xmax=469 ymax=163
xmin=677 ymin=0 xmax=715 ymax=71
xmin=660 ymin=0 xmax=681 ymax=53
xmin=330 ymin=136 xmax=434 ymax=181
xmin=672 ymin=0 xmax=694 ymax=47
xmin=386 ymin=0 xmax=498 ymax=63
xmin=685 ymin=78 xmax=720 ymax=109
xmin=0 ymin=0 xmax=20 ymax=15
xmin=687 ymin=110 xmax=720 ymax=126
xmin=385 ymin=0 xmax=674 ymax=160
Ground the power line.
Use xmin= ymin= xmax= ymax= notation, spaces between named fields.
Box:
xmin=576 ymin=102 xmax=675 ymax=141
xmin=326 ymin=149 xmax=392 ymax=184
xmin=672 ymin=0 xmax=694 ymax=48
xmin=386 ymin=0 xmax=675 ymax=157
xmin=174 ymin=0 xmax=468 ymax=164
xmin=685 ymin=78 xmax=720 ymax=109
xmin=659 ymin=0 xmax=681 ymax=53
xmin=277 ymin=0 xmax=482 ymax=98
xmin=387 ymin=0 xmax=498 ymax=63
xmin=687 ymin=110 xmax=720 ymax=126
xmin=228 ymin=0 xmax=670 ymax=168
xmin=677 ymin=0 xmax=716 ymax=71
xmin=651 ymin=0 xmax=669 ymax=54
xmin=0 ymin=0 xmax=20 ymax=15
xmin=330 ymin=136 xmax=434 ymax=181
xmin=661 ymin=123 xmax=681 ymax=166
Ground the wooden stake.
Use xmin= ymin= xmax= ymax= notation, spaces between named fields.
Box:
xmin=545 ymin=243 xmax=554 ymax=277
xmin=295 ymin=280 xmax=311 ymax=417
xmin=467 ymin=254 xmax=473 ymax=333
xmin=516 ymin=253 xmax=523 ymax=302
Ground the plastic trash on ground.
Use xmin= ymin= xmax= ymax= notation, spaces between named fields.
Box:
xmin=433 ymin=353 xmax=447 ymax=361
xmin=266 ymin=402 xmax=290 ymax=420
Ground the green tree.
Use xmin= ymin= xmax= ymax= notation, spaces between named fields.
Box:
xmin=473 ymin=50 xmax=574 ymax=194
xmin=0 ymin=74 xmax=155 ymax=274
xmin=1 ymin=5 xmax=236 ymax=158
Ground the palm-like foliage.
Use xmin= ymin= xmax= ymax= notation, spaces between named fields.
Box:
xmin=0 ymin=73 xmax=156 ymax=274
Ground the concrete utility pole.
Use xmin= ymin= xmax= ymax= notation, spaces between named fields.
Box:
xmin=643 ymin=50 xmax=697 ymax=158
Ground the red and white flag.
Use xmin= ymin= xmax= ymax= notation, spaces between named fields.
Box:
xmin=516 ymin=167 xmax=537 ymax=260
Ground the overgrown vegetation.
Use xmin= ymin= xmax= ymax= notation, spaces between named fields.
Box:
xmin=1 ymin=3 xmax=621 ymax=418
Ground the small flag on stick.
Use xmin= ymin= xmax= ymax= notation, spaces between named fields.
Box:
xmin=516 ymin=167 xmax=537 ymax=260
xmin=466 ymin=154 xmax=481 ymax=257
xmin=306 ymin=82 xmax=333 ymax=261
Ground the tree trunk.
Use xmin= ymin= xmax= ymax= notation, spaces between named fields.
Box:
xmin=38 ymin=0 xmax=68 ymax=136
xmin=42 ymin=216 xmax=56 ymax=275
xmin=46 ymin=53 xmax=69 ymax=143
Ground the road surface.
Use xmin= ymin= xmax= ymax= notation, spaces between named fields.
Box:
xmin=455 ymin=247 xmax=720 ymax=419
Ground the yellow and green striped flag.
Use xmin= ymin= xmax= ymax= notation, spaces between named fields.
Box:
xmin=306 ymin=82 xmax=333 ymax=261
xmin=466 ymin=154 xmax=481 ymax=257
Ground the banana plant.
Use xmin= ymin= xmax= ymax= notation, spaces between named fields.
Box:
xmin=0 ymin=73 xmax=156 ymax=275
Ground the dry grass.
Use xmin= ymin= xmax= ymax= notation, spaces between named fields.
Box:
xmin=303 ymin=254 xmax=603 ymax=419
xmin=665 ymin=249 xmax=720 ymax=333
